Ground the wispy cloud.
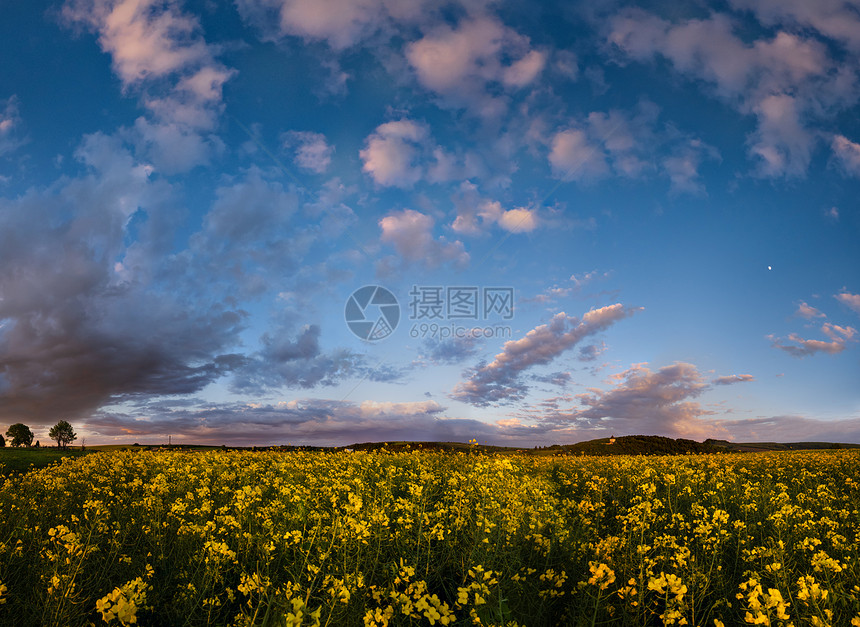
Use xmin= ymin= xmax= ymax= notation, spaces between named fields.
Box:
xmin=378 ymin=209 xmax=469 ymax=272
xmin=712 ymin=374 xmax=755 ymax=385
xmin=836 ymin=291 xmax=860 ymax=315
xmin=607 ymin=9 xmax=854 ymax=178
xmin=547 ymin=103 xmax=719 ymax=190
xmin=452 ymin=304 xmax=641 ymax=406
xmin=0 ymin=96 xmax=24 ymax=157
xmin=769 ymin=322 xmax=857 ymax=357
xmin=796 ymin=301 xmax=826 ymax=319
xmin=63 ymin=0 xmax=236 ymax=172
xmin=524 ymin=271 xmax=612 ymax=304
xmin=406 ymin=16 xmax=545 ymax=116
xmin=831 ymin=135 xmax=860 ymax=177
xmin=283 ymin=131 xmax=335 ymax=173
xmin=360 ymin=120 xmax=428 ymax=188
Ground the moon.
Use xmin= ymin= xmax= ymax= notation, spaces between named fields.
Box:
xmin=767 ymin=265 xmax=772 ymax=270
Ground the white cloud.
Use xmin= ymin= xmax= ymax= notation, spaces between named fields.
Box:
xmin=523 ymin=271 xmax=611 ymax=304
xmin=502 ymin=49 xmax=547 ymax=88
xmin=497 ymin=207 xmax=538 ymax=233
xmin=836 ymin=291 xmax=860 ymax=315
xmin=796 ymin=301 xmax=826 ymax=319
xmin=406 ymin=16 xmax=544 ymax=115
xmin=131 ymin=117 xmax=222 ymax=175
xmin=832 ymin=135 xmax=860 ymax=176
xmin=749 ymin=93 xmax=812 ymax=177
xmin=360 ymin=120 xmax=428 ymax=187
xmin=548 ymin=103 xmax=718 ymax=189
xmin=554 ymin=50 xmax=579 ymax=80
xmin=234 ymin=0 xmax=439 ymax=49
xmin=728 ymin=0 xmax=860 ymax=52
xmin=662 ymin=139 xmax=721 ymax=194
xmin=284 ymin=131 xmax=334 ymax=173
xmin=769 ymin=322 xmax=857 ymax=357
xmin=378 ymin=209 xmax=469 ymax=268
xmin=548 ymin=128 xmax=608 ymax=181
xmin=63 ymin=0 xmax=211 ymax=84
xmin=452 ymin=197 xmax=539 ymax=235
xmin=63 ymin=0 xmax=236 ymax=173
xmin=608 ymin=9 xmax=850 ymax=178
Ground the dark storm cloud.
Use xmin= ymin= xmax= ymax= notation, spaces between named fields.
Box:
xmin=0 ymin=137 xmax=250 ymax=424
xmin=0 ymin=137 xmax=359 ymax=426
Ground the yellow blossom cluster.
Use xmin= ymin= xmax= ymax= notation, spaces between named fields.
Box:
xmin=0 ymin=447 xmax=858 ymax=625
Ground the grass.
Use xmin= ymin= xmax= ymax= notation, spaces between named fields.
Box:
xmin=0 ymin=447 xmax=90 ymax=476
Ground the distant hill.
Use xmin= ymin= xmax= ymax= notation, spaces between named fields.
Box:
xmin=703 ymin=439 xmax=860 ymax=452
xmin=336 ymin=436 xmax=859 ymax=456
xmin=553 ymin=435 xmax=717 ymax=456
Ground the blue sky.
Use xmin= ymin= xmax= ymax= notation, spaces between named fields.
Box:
xmin=1 ymin=0 xmax=859 ymax=446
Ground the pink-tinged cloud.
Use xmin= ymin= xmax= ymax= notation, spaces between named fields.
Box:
xmin=832 ymin=135 xmax=860 ymax=176
xmin=63 ymin=0 xmax=236 ymax=173
xmin=360 ymin=120 xmax=428 ymax=187
xmin=452 ymin=199 xmax=539 ymax=235
xmin=607 ymin=10 xmax=840 ymax=178
xmin=406 ymin=16 xmax=545 ymax=115
xmin=83 ymin=397 xmax=500 ymax=446
xmin=548 ymin=128 xmax=608 ymax=180
xmin=796 ymin=301 xmax=826 ymax=319
xmin=540 ymin=362 xmax=716 ymax=438
xmin=548 ymin=103 xmax=718 ymax=189
xmin=451 ymin=304 xmax=641 ymax=405
xmin=502 ymin=49 xmax=547 ymax=87
xmin=522 ymin=271 xmax=612 ymax=305
xmin=63 ymin=0 xmax=212 ymax=84
xmin=712 ymin=374 xmax=755 ymax=385
xmin=836 ymin=291 xmax=860 ymax=315
xmin=662 ymin=139 xmax=721 ymax=195
xmin=234 ymin=0 xmax=440 ymax=49
xmin=283 ymin=131 xmax=334 ymax=173
xmin=769 ymin=322 xmax=857 ymax=357
xmin=379 ymin=209 xmax=468 ymax=269
xmin=728 ymin=0 xmax=860 ymax=52
xmin=0 ymin=96 xmax=23 ymax=157
xmin=749 ymin=93 xmax=812 ymax=178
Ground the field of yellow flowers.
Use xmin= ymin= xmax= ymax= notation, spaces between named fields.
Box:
xmin=1 ymin=448 xmax=859 ymax=626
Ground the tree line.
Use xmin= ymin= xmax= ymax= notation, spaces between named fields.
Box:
xmin=0 ymin=421 xmax=77 ymax=449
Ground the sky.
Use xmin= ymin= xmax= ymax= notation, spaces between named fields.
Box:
xmin=0 ymin=0 xmax=859 ymax=447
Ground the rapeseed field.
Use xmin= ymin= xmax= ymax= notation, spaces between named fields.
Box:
xmin=0 ymin=448 xmax=858 ymax=626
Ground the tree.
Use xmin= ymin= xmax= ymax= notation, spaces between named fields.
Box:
xmin=5 ymin=423 xmax=34 ymax=447
xmin=49 ymin=421 xmax=77 ymax=450
xmin=0 ymin=433 xmax=5 ymax=447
